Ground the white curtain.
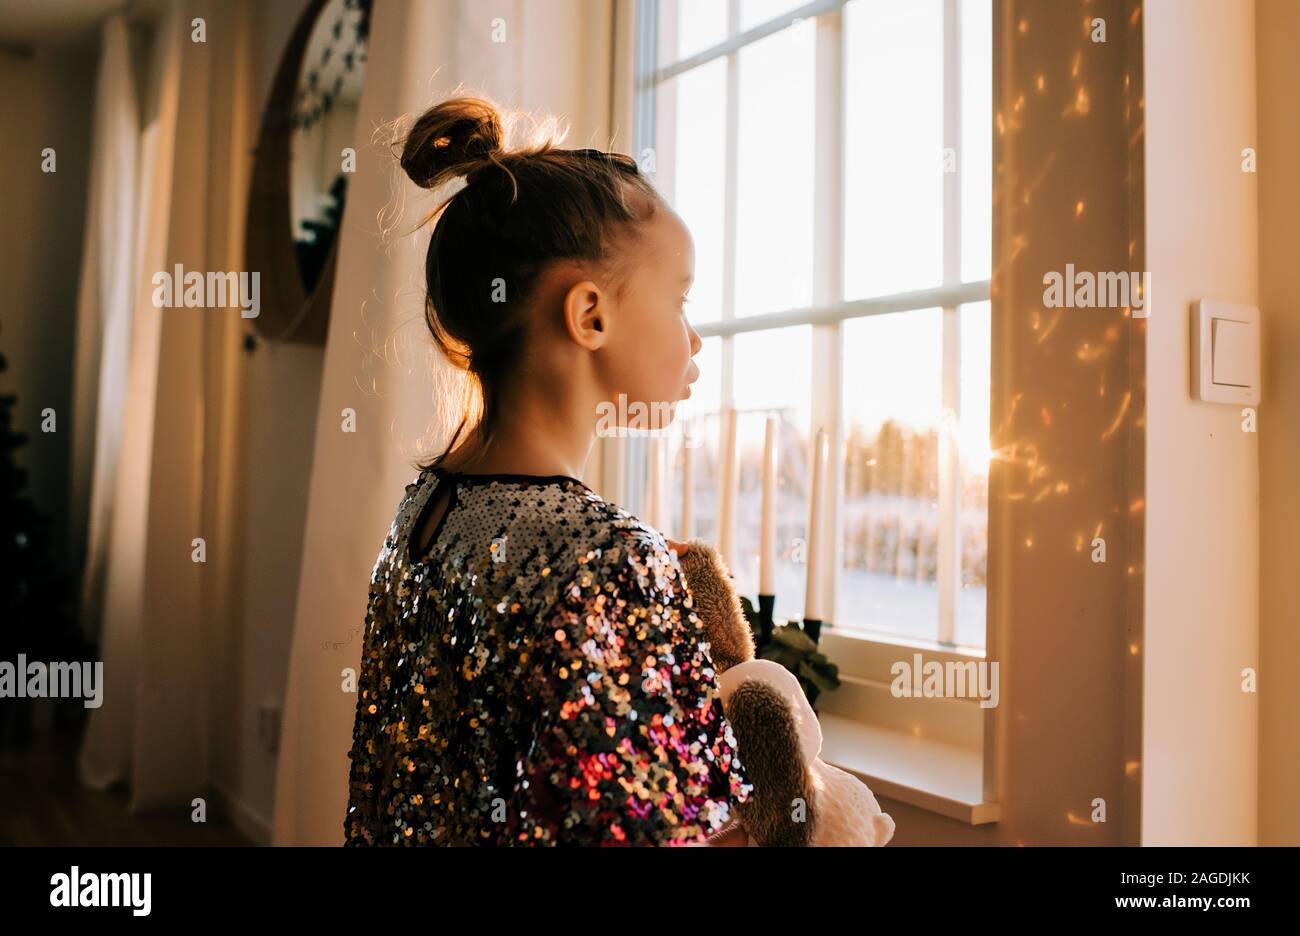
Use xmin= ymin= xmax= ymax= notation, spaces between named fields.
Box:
xmin=70 ymin=13 xmax=139 ymax=645
xmin=272 ymin=0 xmax=617 ymax=844
xmin=77 ymin=0 xmax=185 ymax=795
xmin=78 ymin=0 xmax=252 ymax=809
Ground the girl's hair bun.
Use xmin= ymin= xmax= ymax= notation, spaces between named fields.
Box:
xmin=400 ymin=96 xmax=505 ymax=190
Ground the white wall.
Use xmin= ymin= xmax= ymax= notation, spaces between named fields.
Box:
xmin=1142 ymin=0 xmax=1259 ymax=845
xmin=214 ymin=0 xmax=322 ymax=838
xmin=1256 ymin=0 xmax=1300 ymax=846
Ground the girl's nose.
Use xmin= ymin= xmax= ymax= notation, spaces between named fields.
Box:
xmin=688 ymin=323 xmax=702 ymax=356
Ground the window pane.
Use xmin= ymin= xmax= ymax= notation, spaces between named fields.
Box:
xmin=736 ymin=23 xmax=815 ymax=317
xmin=732 ymin=326 xmax=812 ymax=621
xmin=656 ymin=59 xmax=727 ymax=324
xmin=733 ymin=326 xmax=811 ymax=419
xmin=669 ymin=0 xmax=729 ymax=62
xmin=740 ymin=0 xmax=807 ymax=31
xmin=840 ymin=309 xmax=943 ymax=641
xmin=669 ymin=337 xmax=722 ymax=541
xmin=844 ymin=0 xmax=944 ymax=299
xmin=676 ymin=412 xmax=719 ymax=545
xmin=957 ymin=301 xmax=989 ymax=648
xmin=961 ymin=0 xmax=992 ymax=283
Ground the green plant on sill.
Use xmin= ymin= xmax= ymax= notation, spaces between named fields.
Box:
xmin=738 ymin=595 xmax=840 ymax=711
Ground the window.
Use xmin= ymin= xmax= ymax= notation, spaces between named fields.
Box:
xmin=633 ymin=0 xmax=991 ymax=653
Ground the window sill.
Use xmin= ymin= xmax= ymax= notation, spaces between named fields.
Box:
xmin=817 ymin=712 xmax=1000 ymax=825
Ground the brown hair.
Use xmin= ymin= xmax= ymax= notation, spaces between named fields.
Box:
xmin=399 ymin=96 xmax=661 ymax=469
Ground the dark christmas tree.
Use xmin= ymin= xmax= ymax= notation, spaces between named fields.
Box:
xmin=0 ymin=324 xmax=94 ymax=747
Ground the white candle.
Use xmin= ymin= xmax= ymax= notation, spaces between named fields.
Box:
xmin=680 ymin=436 xmax=694 ymax=539
xmin=805 ymin=428 xmax=827 ymax=621
xmin=646 ymin=436 xmax=667 ymax=530
xmin=658 ymin=434 xmax=671 ymax=533
xmin=613 ymin=435 xmax=627 ymax=504
xmin=718 ymin=407 xmax=738 ymax=569
xmin=760 ymin=414 xmax=778 ymax=595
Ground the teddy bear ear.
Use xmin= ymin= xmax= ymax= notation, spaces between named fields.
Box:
xmin=718 ymin=659 xmax=822 ymax=765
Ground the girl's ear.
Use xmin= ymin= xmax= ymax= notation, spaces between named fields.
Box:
xmin=563 ymin=280 xmax=608 ymax=350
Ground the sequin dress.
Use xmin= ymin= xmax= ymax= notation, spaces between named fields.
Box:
xmin=343 ymin=464 xmax=753 ymax=845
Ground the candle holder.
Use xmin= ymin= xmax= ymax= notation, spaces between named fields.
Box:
xmin=756 ymin=594 xmax=775 ymax=646
xmin=801 ymin=617 xmax=822 ymax=644
xmin=736 ymin=606 xmax=839 ymax=713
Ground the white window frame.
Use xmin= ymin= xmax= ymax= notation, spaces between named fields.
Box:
xmin=629 ymin=2 xmax=997 ymax=819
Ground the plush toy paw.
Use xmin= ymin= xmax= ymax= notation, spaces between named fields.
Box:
xmin=720 ymin=659 xmax=896 ymax=847
xmin=725 ymin=676 xmax=816 ymax=846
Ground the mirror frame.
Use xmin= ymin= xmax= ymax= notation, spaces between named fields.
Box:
xmin=245 ymin=0 xmax=346 ymax=345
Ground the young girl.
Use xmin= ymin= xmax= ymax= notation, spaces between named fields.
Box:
xmin=343 ymin=96 xmax=755 ymax=846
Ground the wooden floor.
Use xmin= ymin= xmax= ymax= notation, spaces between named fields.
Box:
xmin=0 ymin=705 xmax=252 ymax=847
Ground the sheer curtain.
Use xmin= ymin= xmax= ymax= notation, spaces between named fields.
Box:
xmin=78 ymin=0 xmax=255 ymax=808
xmin=271 ymin=0 xmax=616 ymax=844
xmin=77 ymin=0 xmax=187 ymax=796
xmin=70 ymin=12 xmax=139 ymax=648
xmin=75 ymin=6 xmax=168 ymax=795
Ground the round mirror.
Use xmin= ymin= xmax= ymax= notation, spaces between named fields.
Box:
xmin=246 ymin=0 xmax=370 ymax=344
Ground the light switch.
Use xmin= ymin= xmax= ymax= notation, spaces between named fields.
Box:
xmin=1212 ymin=319 xmax=1253 ymax=387
xmin=1192 ymin=300 xmax=1260 ymax=405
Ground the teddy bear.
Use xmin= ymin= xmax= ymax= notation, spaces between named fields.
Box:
xmin=674 ymin=538 xmax=896 ymax=847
